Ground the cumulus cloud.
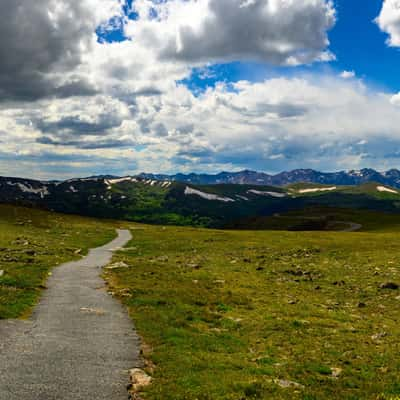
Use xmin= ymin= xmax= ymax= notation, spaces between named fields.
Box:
xmin=2 ymin=0 xmax=400 ymax=178
xmin=340 ymin=70 xmax=356 ymax=79
xmin=0 ymin=0 xmax=123 ymax=101
xmin=376 ymin=0 xmax=400 ymax=46
xmin=126 ymin=0 xmax=336 ymax=66
xmin=3 ymin=74 xmax=399 ymax=177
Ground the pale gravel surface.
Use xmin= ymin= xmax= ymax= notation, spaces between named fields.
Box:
xmin=0 ymin=229 xmax=141 ymax=400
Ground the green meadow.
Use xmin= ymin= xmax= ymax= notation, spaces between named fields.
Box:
xmin=106 ymin=211 xmax=400 ymax=400
xmin=0 ymin=205 xmax=115 ymax=319
xmin=2 ymin=204 xmax=400 ymax=399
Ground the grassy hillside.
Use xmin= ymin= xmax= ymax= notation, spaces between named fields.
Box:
xmin=3 ymin=176 xmax=400 ymax=228
xmin=228 ymin=207 xmax=400 ymax=231
xmin=0 ymin=205 xmax=116 ymax=319
xmin=106 ymin=215 xmax=400 ymax=400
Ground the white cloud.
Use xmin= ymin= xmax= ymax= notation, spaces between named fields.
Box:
xmin=125 ymin=0 xmax=336 ymax=66
xmin=376 ymin=0 xmax=400 ymax=46
xmin=3 ymin=74 xmax=400 ymax=177
xmin=340 ymin=70 xmax=356 ymax=79
xmin=2 ymin=0 xmax=400 ymax=178
xmin=390 ymin=92 xmax=400 ymax=105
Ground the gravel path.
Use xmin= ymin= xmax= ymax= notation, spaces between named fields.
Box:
xmin=0 ymin=229 xmax=141 ymax=400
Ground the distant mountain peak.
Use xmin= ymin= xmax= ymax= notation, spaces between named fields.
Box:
xmin=140 ymin=168 xmax=400 ymax=187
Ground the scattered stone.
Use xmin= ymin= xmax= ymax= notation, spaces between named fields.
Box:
xmin=121 ymin=247 xmax=138 ymax=252
xmin=157 ymin=256 xmax=169 ymax=262
xmin=129 ymin=369 xmax=152 ymax=392
xmin=105 ymin=261 xmax=129 ymax=270
xmin=227 ymin=317 xmax=243 ymax=323
xmin=380 ymin=282 xmax=399 ymax=290
xmin=214 ymin=280 xmax=225 ymax=284
xmin=256 ymin=266 xmax=264 ymax=271
xmin=331 ymin=367 xmax=342 ymax=378
xmin=118 ymin=289 xmax=132 ymax=298
xmin=74 ymin=249 xmax=82 ymax=255
xmin=187 ymin=263 xmax=202 ymax=270
xmin=358 ymin=302 xmax=367 ymax=308
xmin=275 ymin=379 xmax=304 ymax=389
xmin=371 ymin=332 xmax=388 ymax=341
xmin=0 ymin=270 xmax=4 ymax=277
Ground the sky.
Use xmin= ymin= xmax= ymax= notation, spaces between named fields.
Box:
xmin=2 ymin=0 xmax=400 ymax=179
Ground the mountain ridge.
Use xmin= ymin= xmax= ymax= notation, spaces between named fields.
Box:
xmin=139 ymin=168 xmax=400 ymax=188
xmin=1 ymin=172 xmax=400 ymax=229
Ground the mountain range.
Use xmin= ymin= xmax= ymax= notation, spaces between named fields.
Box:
xmin=1 ymin=170 xmax=400 ymax=228
xmin=140 ymin=168 xmax=400 ymax=187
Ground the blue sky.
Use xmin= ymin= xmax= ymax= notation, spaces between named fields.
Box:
xmin=97 ymin=0 xmax=400 ymax=93
xmin=331 ymin=0 xmax=398 ymax=90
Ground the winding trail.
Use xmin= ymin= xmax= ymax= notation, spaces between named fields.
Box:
xmin=0 ymin=229 xmax=141 ymax=400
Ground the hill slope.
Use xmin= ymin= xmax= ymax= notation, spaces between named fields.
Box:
xmin=1 ymin=176 xmax=400 ymax=227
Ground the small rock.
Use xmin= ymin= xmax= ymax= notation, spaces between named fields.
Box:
xmin=0 ymin=270 xmax=4 ymax=277
xmin=188 ymin=263 xmax=202 ymax=270
xmin=74 ymin=249 xmax=82 ymax=255
xmin=371 ymin=332 xmax=388 ymax=341
xmin=358 ymin=302 xmax=367 ymax=308
xmin=214 ymin=280 xmax=225 ymax=284
xmin=380 ymin=282 xmax=399 ymax=290
xmin=129 ymin=369 xmax=152 ymax=392
xmin=275 ymin=379 xmax=304 ymax=389
xmin=331 ymin=367 xmax=342 ymax=378
xmin=105 ymin=261 xmax=129 ymax=270
xmin=227 ymin=317 xmax=243 ymax=323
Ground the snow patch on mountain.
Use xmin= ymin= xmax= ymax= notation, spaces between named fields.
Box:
xmin=377 ymin=186 xmax=398 ymax=194
xmin=247 ymin=190 xmax=287 ymax=198
xmin=106 ymin=177 xmax=137 ymax=185
xmin=7 ymin=182 xmax=49 ymax=198
xmin=184 ymin=187 xmax=235 ymax=202
xmin=298 ymin=187 xmax=337 ymax=194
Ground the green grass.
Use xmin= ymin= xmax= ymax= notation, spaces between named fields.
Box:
xmin=106 ymin=216 xmax=400 ymax=399
xmin=0 ymin=204 xmax=116 ymax=319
